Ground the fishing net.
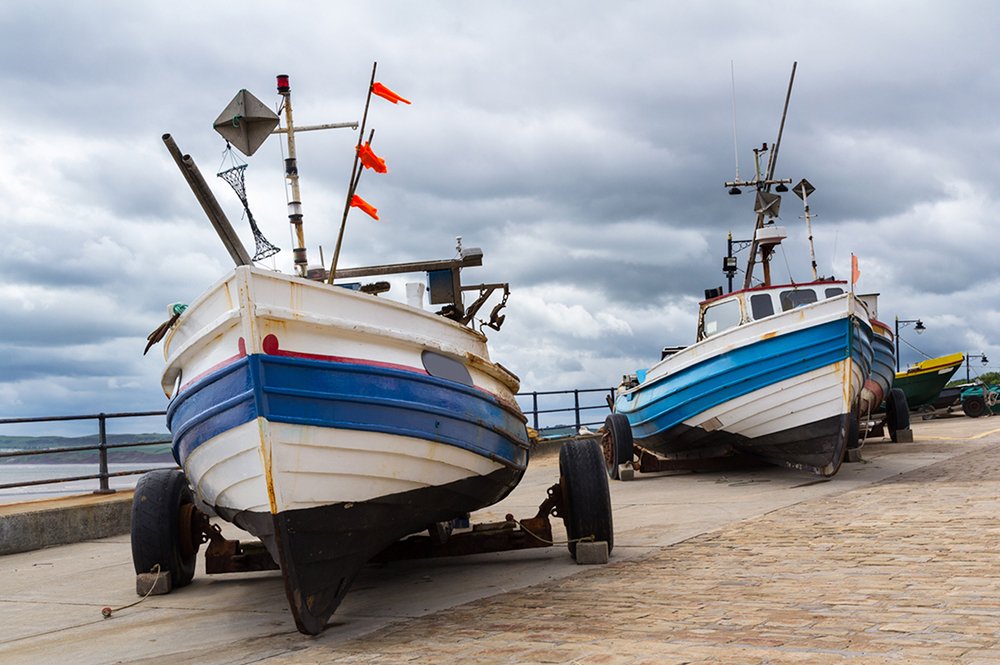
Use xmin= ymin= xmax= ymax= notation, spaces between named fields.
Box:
xmin=217 ymin=163 xmax=280 ymax=261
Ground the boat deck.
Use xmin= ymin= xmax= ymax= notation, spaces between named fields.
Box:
xmin=3 ymin=416 xmax=1000 ymax=663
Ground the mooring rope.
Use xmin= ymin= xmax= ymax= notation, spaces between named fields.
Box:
xmin=509 ymin=517 xmax=596 ymax=547
xmin=101 ymin=564 xmax=161 ymax=619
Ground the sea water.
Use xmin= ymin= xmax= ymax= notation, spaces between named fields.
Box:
xmin=0 ymin=463 xmax=176 ymax=504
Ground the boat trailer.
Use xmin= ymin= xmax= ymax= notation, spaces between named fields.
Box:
xmin=132 ymin=438 xmax=614 ymax=597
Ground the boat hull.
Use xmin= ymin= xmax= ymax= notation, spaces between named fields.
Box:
xmin=616 ymin=294 xmax=872 ymax=476
xmin=894 ymin=353 xmax=964 ymax=409
xmin=859 ymin=319 xmax=895 ymax=416
xmin=161 ymin=267 xmax=529 ymax=633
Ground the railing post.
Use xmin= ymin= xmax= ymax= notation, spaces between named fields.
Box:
xmin=94 ymin=413 xmax=116 ymax=495
xmin=573 ymin=390 xmax=581 ymax=431
xmin=532 ymin=392 xmax=539 ymax=431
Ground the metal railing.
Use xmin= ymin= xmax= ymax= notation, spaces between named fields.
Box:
xmin=516 ymin=387 xmax=615 ymax=435
xmin=0 ymin=411 xmax=173 ymax=495
xmin=1 ymin=390 xmax=617 ymax=496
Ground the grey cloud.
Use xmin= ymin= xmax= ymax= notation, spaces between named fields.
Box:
xmin=2 ymin=0 xmax=1000 ymax=423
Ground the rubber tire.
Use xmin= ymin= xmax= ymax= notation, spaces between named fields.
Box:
xmin=559 ymin=438 xmax=614 ymax=559
xmin=886 ymin=388 xmax=910 ymax=442
xmin=131 ymin=469 xmax=197 ymax=589
xmin=963 ymin=395 xmax=987 ymax=418
xmin=601 ymin=413 xmax=633 ymax=480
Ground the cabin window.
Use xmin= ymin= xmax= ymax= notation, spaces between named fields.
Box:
xmin=702 ymin=298 xmax=741 ymax=337
xmin=825 ymin=287 xmax=844 ymax=298
xmin=779 ymin=288 xmax=818 ymax=311
xmin=750 ymin=294 xmax=775 ymax=320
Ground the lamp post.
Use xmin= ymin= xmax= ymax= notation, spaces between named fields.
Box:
xmin=894 ymin=316 xmax=926 ymax=371
xmin=966 ymin=353 xmax=989 ymax=382
xmin=723 ymin=233 xmax=753 ymax=293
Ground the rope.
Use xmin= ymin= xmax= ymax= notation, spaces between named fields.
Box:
xmin=899 ymin=336 xmax=933 ymax=361
xmin=101 ymin=564 xmax=161 ymax=619
xmin=217 ymin=141 xmax=245 ymax=174
xmin=509 ymin=518 xmax=596 ymax=547
xmin=858 ymin=403 xmax=872 ymax=449
xmin=777 ymin=242 xmax=794 ymax=285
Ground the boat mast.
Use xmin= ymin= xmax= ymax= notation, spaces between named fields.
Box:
xmin=209 ymin=79 xmax=356 ymax=277
xmin=276 ymin=75 xmax=310 ymax=277
xmin=724 ymin=62 xmax=797 ymax=289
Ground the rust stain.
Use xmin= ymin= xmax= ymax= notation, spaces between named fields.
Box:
xmin=840 ymin=359 xmax=852 ymax=408
xmin=258 ymin=418 xmax=278 ymax=514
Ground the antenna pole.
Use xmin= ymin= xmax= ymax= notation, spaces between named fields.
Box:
xmin=328 ymin=61 xmax=378 ymax=284
xmin=731 ymin=61 xmax=741 ymax=181
xmin=277 ymin=74 xmax=309 ymax=277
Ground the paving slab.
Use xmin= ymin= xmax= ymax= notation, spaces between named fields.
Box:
xmin=1 ymin=416 xmax=999 ymax=663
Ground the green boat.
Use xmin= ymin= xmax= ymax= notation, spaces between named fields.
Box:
xmin=893 ymin=353 xmax=964 ymax=409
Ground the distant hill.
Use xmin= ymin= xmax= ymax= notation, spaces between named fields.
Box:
xmin=0 ymin=433 xmax=174 ymax=464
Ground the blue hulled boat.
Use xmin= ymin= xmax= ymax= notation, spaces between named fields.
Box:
xmin=607 ymin=63 xmax=875 ymax=477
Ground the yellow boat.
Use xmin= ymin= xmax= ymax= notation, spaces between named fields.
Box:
xmin=893 ymin=353 xmax=965 ymax=408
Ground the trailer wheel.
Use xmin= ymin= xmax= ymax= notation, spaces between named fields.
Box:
xmin=131 ymin=469 xmax=198 ymax=590
xmin=601 ymin=413 xmax=633 ymax=480
xmin=886 ymin=388 xmax=910 ymax=441
xmin=559 ymin=438 xmax=614 ymax=559
xmin=963 ymin=395 xmax=987 ymax=418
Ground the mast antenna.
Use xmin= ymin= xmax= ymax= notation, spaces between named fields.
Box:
xmin=730 ymin=61 xmax=741 ymax=181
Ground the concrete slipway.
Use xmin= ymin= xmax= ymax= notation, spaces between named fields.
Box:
xmin=3 ymin=417 xmax=1000 ymax=664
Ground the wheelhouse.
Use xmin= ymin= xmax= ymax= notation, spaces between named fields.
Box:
xmin=697 ymin=281 xmax=848 ymax=341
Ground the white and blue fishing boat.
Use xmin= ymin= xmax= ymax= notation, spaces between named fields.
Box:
xmin=604 ymin=64 xmax=874 ymax=478
xmin=131 ymin=71 xmax=534 ymax=635
xmin=161 ymin=263 xmax=529 ymax=634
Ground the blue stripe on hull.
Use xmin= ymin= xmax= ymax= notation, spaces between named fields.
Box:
xmin=869 ymin=332 xmax=895 ymax=397
xmin=852 ymin=317 xmax=874 ymax=389
xmin=167 ymin=355 xmax=529 ymax=470
xmin=617 ymin=316 xmax=865 ymax=442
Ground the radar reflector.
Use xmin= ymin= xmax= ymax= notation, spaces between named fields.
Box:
xmin=213 ymin=89 xmax=279 ymax=157
xmin=792 ymin=178 xmax=815 ymax=200
xmin=754 ymin=190 xmax=782 ymax=218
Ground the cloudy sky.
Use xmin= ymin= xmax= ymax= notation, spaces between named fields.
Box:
xmin=1 ymin=1 xmax=998 ymax=434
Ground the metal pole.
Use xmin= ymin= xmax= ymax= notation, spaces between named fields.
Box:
xmin=272 ymin=121 xmax=357 ymax=134
xmin=532 ymin=392 xmax=539 ymax=431
xmin=162 ymin=134 xmax=252 ymax=266
xmin=967 ymin=354 xmax=971 ymax=383
xmin=727 ymin=234 xmax=734 ymax=293
xmin=894 ymin=316 xmax=899 ymax=372
xmin=277 ymin=75 xmax=309 ymax=276
xmin=573 ymin=390 xmax=581 ymax=431
xmin=94 ymin=413 xmax=115 ymax=495
xmin=766 ymin=61 xmax=797 ymax=183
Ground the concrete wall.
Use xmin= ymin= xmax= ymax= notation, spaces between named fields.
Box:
xmin=0 ymin=492 xmax=133 ymax=555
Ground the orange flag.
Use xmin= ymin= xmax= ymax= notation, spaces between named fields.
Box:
xmin=371 ymin=82 xmax=411 ymax=105
xmin=350 ymin=194 xmax=379 ymax=220
xmin=356 ymin=142 xmax=387 ymax=173
xmin=851 ymin=253 xmax=861 ymax=285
